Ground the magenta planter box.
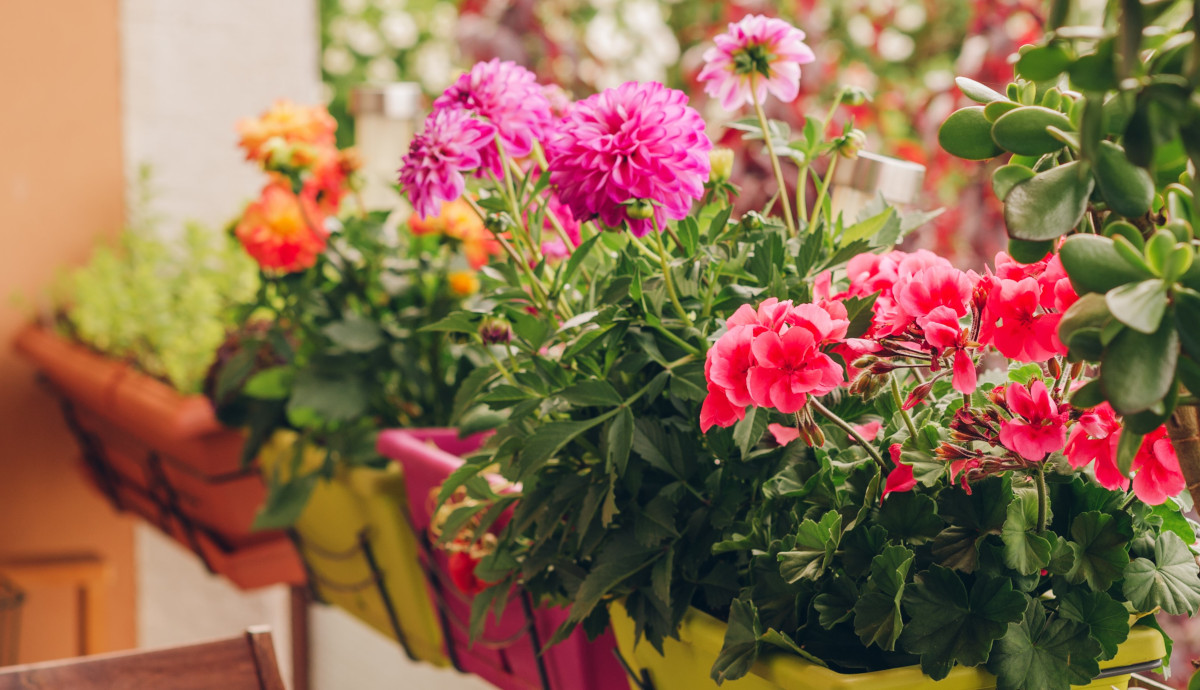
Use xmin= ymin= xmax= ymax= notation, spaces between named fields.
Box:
xmin=377 ymin=428 xmax=627 ymax=690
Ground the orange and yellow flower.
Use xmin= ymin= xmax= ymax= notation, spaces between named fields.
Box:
xmin=236 ymin=100 xmax=337 ymax=165
xmin=448 ymin=270 xmax=480 ymax=297
xmin=235 ymin=182 xmax=329 ymax=273
xmin=407 ymin=198 xmax=502 ymax=269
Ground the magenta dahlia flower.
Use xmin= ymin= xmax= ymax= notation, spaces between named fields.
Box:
xmin=547 ymin=81 xmax=711 ymax=236
xmin=697 ymin=14 xmax=815 ymax=111
xmin=433 ymin=59 xmax=553 ymax=176
xmin=398 ymin=108 xmax=496 ymax=219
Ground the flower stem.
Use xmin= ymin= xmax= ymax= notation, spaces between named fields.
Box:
xmin=650 ymin=215 xmax=694 ymax=328
xmin=464 ymin=196 xmax=555 ymax=314
xmin=809 ymin=398 xmax=886 ymax=469
xmin=809 ymin=155 xmax=839 ymax=232
xmin=890 ymin=374 xmax=920 ymax=442
xmin=749 ymin=75 xmax=797 ymax=236
xmin=1035 ymin=464 xmax=1048 ymax=532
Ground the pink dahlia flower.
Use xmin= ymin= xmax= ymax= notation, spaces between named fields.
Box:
xmin=433 ymin=59 xmax=553 ymax=177
xmin=999 ymin=380 xmax=1069 ymax=461
xmin=697 ymin=14 xmax=816 ymax=111
xmin=546 ymin=81 xmax=712 ymax=237
xmin=398 ymin=108 xmax=496 ymax=219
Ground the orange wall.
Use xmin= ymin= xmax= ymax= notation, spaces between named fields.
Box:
xmin=0 ymin=0 xmax=136 ymax=662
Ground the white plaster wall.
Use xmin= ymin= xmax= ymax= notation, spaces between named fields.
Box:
xmin=120 ymin=0 xmax=322 ymax=231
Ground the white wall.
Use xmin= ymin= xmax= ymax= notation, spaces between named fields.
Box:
xmin=120 ymin=0 xmax=322 ymax=231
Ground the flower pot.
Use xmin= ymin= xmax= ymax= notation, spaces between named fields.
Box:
xmin=257 ymin=433 xmax=448 ymax=666
xmin=378 ymin=428 xmax=629 ymax=690
xmin=13 ymin=324 xmax=304 ymax=588
xmin=610 ymin=603 xmax=1165 ymax=690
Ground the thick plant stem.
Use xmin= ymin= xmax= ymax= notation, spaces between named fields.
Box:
xmin=809 ymin=398 xmax=886 ymax=469
xmin=890 ymin=375 xmax=920 ymax=441
xmin=1035 ymin=464 xmax=1048 ymax=533
xmin=1166 ymin=404 xmax=1200 ymax=509
xmin=749 ymin=76 xmax=797 ymax=236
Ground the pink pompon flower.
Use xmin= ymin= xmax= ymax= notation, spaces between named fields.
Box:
xmin=999 ymin=380 xmax=1069 ymax=461
xmin=1065 ymin=402 xmax=1128 ymax=491
xmin=882 ymin=444 xmax=916 ymax=500
xmin=1131 ymin=427 xmax=1185 ymax=505
xmin=547 ymin=81 xmax=712 ymax=237
xmin=399 ymin=108 xmax=496 ymax=219
xmin=769 ymin=423 xmax=801 ymax=446
xmin=433 ymin=59 xmax=553 ymax=177
xmin=697 ymin=14 xmax=816 ymax=110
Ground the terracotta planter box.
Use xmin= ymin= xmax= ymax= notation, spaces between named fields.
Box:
xmin=611 ymin=603 xmax=1166 ymax=690
xmin=14 ymin=325 xmax=304 ymax=589
xmin=378 ymin=428 xmax=629 ymax=690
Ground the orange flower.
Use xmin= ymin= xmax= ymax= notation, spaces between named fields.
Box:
xmin=407 ymin=199 xmax=502 ymax=269
xmin=448 ymin=270 xmax=480 ymax=297
xmin=236 ymin=100 xmax=337 ymax=164
xmin=235 ymin=183 xmax=329 ymax=273
xmin=300 ymin=152 xmax=350 ymax=217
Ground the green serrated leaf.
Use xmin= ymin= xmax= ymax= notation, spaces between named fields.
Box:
xmin=1066 ymin=511 xmax=1132 ymax=591
xmin=1123 ymin=531 xmax=1200 ymax=615
xmin=986 ymin=597 xmax=1101 ymax=690
xmin=778 ymin=511 xmax=843 ymax=583
xmin=1057 ymin=589 xmax=1130 ymax=660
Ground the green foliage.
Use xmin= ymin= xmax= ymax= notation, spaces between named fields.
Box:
xmin=57 ymin=168 xmax=258 ymax=393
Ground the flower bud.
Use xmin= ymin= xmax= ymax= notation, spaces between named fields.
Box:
xmin=625 ymin=199 xmax=656 ymax=221
xmin=478 ymin=316 xmax=512 ymax=344
xmin=849 ymin=372 xmax=886 ymax=399
xmin=839 ymin=86 xmax=871 ymax=106
xmin=902 ymin=382 xmax=933 ymax=410
xmin=851 ymin=356 xmax=876 ymax=369
xmin=836 ymin=129 xmax=868 ymax=159
xmin=709 ymin=148 xmax=735 ymax=183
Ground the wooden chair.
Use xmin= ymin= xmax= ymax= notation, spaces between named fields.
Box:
xmin=0 ymin=626 xmax=285 ymax=690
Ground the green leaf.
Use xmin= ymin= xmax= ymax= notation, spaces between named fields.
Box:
xmin=813 ymin=573 xmax=858 ymax=629
xmin=778 ymin=511 xmax=843 ymax=583
xmin=1105 ymin=279 xmax=1168 ymax=334
xmin=1006 ymin=238 xmax=1054 ymax=264
xmin=419 ymin=310 xmax=479 ymax=334
xmin=1174 ymin=290 xmax=1200 ymax=361
xmin=899 ymin=565 xmax=1027 ymax=679
xmin=556 ymin=232 xmax=602 ymax=292
xmin=323 ymin=314 xmax=384 ymax=352
xmin=1016 ymin=44 xmax=1072 ymax=81
xmin=1001 ymin=490 xmax=1052 ymax=575
xmin=732 ymin=406 xmax=768 ymax=459
xmin=956 ymin=76 xmax=1008 ymax=104
xmin=559 ymin=380 xmax=622 ymax=407
xmin=992 ymin=106 xmax=1074 ymax=156
xmin=877 ymin=492 xmax=943 ymax=544
xmin=287 ymin=370 xmax=368 ymax=422
xmin=567 ymin=539 xmax=660 ymax=626
xmin=1003 ymin=160 xmax=1094 ymax=241
xmin=518 ymin=417 xmax=608 ymax=480
xmin=759 ymin=629 xmax=827 ymax=667
xmin=711 ymin=598 xmax=762 ymax=684
xmin=1123 ymin=531 xmax=1200 ymax=615
xmin=1094 ymin=140 xmax=1155 ymax=218
xmin=853 ymin=545 xmax=915 ymax=651
xmin=1101 ymin=318 xmax=1179 ymax=415
xmin=1057 ymin=589 xmax=1130 ymax=660
xmin=607 ymin=407 xmax=634 ymax=474
xmin=841 ymin=207 xmax=896 ymax=247
xmin=939 ymin=107 xmax=1003 ymax=160
xmin=986 ymin=598 xmax=1101 ymax=690
xmin=253 ymin=472 xmax=319 ymax=530
xmin=1065 ymin=511 xmax=1132 ymax=591
xmin=1059 ymin=235 xmax=1154 ymax=294
xmin=932 ymin=477 xmax=1013 ymax=572
xmin=242 ymin=366 xmax=293 ymax=400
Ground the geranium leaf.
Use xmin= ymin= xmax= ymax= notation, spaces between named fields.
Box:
xmin=711 ymin=598 xmax=762 ymax=684
xmin=759 ymin=629 xmax=827 ymax=666
xmin=1065 ymin=511 xmax=1132 ymax=591
xmin=1057 ymin=589 xmax=1130 ymax=660
xmin=986 ymin=598 xmax=1101 ymax=690
xmin=899 ymin=565 xmax=1026 ymax=679
xmin=813 ymin=572 xmax=858 ymax=629
xmin=322 ymin=314 xmax=383 ymax=352
xmin=1123 ymin=531 xmax=1200 ymax=615
xmin=853 ymin=545 xmax=915 ymax=651
xmin=877 ymin=492 xmax=943 ymax=544
xmin=733 ymin=405 xmax=768 ymax=459
xmin=932 ymin=476 xmax=1013 ymax=572
xmin=778 ymin=511 xmax=843 ymax=583
xmin=1001 ymin=489 xmax=1052 ymax=575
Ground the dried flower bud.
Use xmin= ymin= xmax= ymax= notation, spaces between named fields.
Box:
xmin=869 ymin=361 xmax=896 ymax=374
xmin=709 ymin=148 xmax=735 ymax=183
xmin=479 ymin=316 xmax=512 ymax=344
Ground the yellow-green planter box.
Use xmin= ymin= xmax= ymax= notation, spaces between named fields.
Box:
xmin=611 ymin=603 xmax=1164 ymax=690
xmin=259 ymin=433 xmax=447 ymax=665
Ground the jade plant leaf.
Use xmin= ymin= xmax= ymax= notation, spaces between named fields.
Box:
xmin=1059 ymin=235 xmax=1154 ymax=294
xmin=1057 ymin=589 xmax=1130 ymax=660
xmin=956 ymin=76 xmax=1007 ymax=104
xmin=1123 ymin=531 xmax=1200 ymax=615
xmin=1105 ymin=279 xmax=1168 ymax=334
xmin=1016 ymin=44 xmax=1072 ymax=81
xmin=1093 ymin=140 xmax=1155 ymax=218
xmin=1065 ymin=511 xmax=1132 ymax=591
xmin=992 ymin=165 xmax=1036 ymax=201
xmin=986 ymin=598 xmax=1101 ymax=690
xmin=992 ymin=106 xmax=1074 ymax=156
xmin=939 ymin=107 xmax=1003 ymax=160
xmin=899 ymin=565 xmax=1027 ymax=679
xmin=1101 ymin=319 xmax=1179 ymax=415
xmin=1003 ymin=161 xmax=1094 ymax=241
xmin=778 ymin=511 xmax=843 ymax=583
xmin=1001 ymin=490 xmax=1052 ymax=576
xmin=853 ymin=545 xmax=915 ymax=651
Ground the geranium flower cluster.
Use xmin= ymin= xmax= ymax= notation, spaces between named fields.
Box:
xmin=702 ymin=249 xmax=1184 ymax=506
